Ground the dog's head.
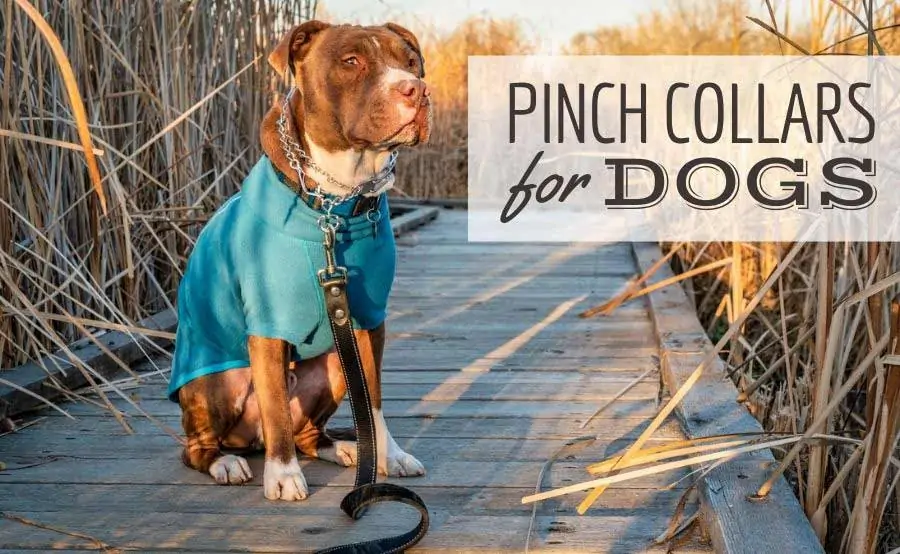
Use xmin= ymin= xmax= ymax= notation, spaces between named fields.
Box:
xmin=269 ymin=21 xmax=432 ymax=152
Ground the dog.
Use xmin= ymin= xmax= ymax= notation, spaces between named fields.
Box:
xmin=168 ymin=20 xmax=432 ymax=501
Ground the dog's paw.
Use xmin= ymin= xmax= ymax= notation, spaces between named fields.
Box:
xmin=209 ymin=454 xmax=253 ymax=485
xmin=318 ymin=440 xmax=358 ymax=467
xmin=263 ymin=458 xmax=309 ymax=501
xmin=380 ymin=449 xmax=426 ymax=478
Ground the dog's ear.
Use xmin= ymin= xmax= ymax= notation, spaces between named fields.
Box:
xmin=384 ymin=22 xmax=425 ymax=78
xmin=269 ymin=20 xmax=331 ymax=80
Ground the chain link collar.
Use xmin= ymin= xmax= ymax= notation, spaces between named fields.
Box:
xmin=276 ymin=88 xmax=396 ymax=227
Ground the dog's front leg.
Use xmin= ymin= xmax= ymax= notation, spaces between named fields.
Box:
xmin=248 ymin=335 xmax=308 ymax=501
xmin=363 ymin=325 xmax=425 ymax=478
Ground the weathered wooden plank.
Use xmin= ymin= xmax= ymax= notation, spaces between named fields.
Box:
xmin=0 ymin=483 xmax=687 ymax=517
xmin=380 ymin=350 xmax=659 ymax=370
xmin=37 ymin=398 xmax=660 ymax=419
xmin=389 ymin=283 xmax=634 ymax=297
xmin=394 ymin=242 xmax=630 ymax=254
xmin=388 ymin=332 xmax=657 ymax=348
xmin=83 ymin=370 xmax=657 ymax=389
xmin=1 ymin=434 xmax=665 ymax=463
xmin=385 ymin=319 xmax=652 ymax=335
xmin=389 ymin=291 xmax=631 ymax=302
xmin=13 ymin=413 xmax=683 ymax=440
xmin=386 ymin=302 xmax=648 ymax=318
xmin=0 ymin=511 xmax=709 ymax=553
xmin=124 ymin=355 xmax=660 ymax=373
xmin=389 ymin=206 xmax=440 ymax=236
xmin=633 ymin=242 xmax=822 ymax=554
xmin=0 ymin=455 xmax=690 ymax=490
xmin=131 ymin=380 xmax=660 ymax=403
xmin=394 ymin=266 xmax=636 ymax=277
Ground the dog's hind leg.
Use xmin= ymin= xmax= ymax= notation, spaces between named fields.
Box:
xmin=287 ymin=353 xmax=358 ymax=467
xmin=179 ymin=370 xmax=254 ymax=485
xmin=295 ymin=423 xmax=359 ymax=467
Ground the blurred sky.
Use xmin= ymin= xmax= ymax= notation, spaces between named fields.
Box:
xmin=322 ymin=0 xmax=668 ymax=52
xmin=323 ymin=0 xmax=813 ymax=53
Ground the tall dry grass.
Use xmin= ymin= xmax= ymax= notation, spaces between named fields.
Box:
xmin=0 ymin=0 xmax=313 ymax=372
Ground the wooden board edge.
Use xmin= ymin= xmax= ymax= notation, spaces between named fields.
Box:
xmin=389 ymin=197 xmax=467 ymax=210
xmin=631 ymin=242 xmax=823 ymax=554
xmin=391 ymin=205 xmax=440 ymax=236
xmin=3 ymin=209 xmax=443 ymax=419
xmin=1 ymin=309 xmax=178 ymax=418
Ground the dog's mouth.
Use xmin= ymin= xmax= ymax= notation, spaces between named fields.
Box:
xmin=346 ymin=100 xmax=432 ymax=150
xmin=383 ymin=102 xmax=432 ymax=147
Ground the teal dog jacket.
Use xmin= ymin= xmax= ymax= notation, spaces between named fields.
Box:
xmin=168 ymin=156 xmax=395 ymax=401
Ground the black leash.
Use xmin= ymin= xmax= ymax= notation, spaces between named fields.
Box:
xmin=314 ymin=222 xmax=429 ymax=554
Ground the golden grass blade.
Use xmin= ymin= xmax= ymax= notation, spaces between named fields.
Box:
xmin=32 ymin=312 xmax=175 ymax=341
xmin=12 ymin=0 xmax=106 ymax=213
xmin=598 ymin=257 xmax=733 ymax=313
xmin=525 ymin=436 xmax=802 ymax=504
xmin=586 ymin=437 xmax=752 ymax=475
xmin=0 ymin=128 xmax=104 ymax=156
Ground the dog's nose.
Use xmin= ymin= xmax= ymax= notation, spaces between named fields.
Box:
xmin=395 ymin=79 xmax=425 ymax=105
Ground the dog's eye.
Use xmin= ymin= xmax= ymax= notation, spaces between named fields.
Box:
xmin=343 ymin=56 xmax=359 ymax=66
xmin=408 ymin=57 xmax=416 ymax=69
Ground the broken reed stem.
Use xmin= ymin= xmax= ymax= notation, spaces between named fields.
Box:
xmin=0 ymin=129 xmax=105 ymax=156
xmin=525 ymin=434 xmax=852 ymax=505
xmin=1 ymin=511 xmax=117 ymax=551
xmin=806 ymin=242 xmax=835 ymax=536
xmin=586 ymin=436 xmax=753 ymax=474
xmin=579 ymin=242 xmax=685 ymax=318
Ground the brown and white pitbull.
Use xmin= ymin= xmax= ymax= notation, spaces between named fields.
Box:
xmin=175 ymin=20 xmax=432 ymax=501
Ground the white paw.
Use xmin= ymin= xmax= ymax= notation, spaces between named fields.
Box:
xmin=380 ymin=449 xmax=426 ymax=477
xmin=263 ymin=458 xmax=309 ymax=501
xmin=209 ymin=454 xmax=253 ymax=485
xmin=318 ymin=440 xmax=358 ymax=467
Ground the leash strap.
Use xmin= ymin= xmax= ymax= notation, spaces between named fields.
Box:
xmin=314 ymin=226 xmax=429 ymax=554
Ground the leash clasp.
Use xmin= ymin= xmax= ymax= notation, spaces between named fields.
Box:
xmin=317 ymin=219 xmax=348 ymax=286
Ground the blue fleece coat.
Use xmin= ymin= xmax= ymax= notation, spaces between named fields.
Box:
xmin=168 ymin=156 xmax=395 ymax=401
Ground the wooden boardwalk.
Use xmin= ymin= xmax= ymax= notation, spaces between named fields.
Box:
xmin=0 ymin=209 xmax=711 ymax=552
